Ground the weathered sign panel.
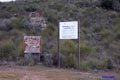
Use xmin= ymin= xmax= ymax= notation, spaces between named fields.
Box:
xmin=59 ymin=21 xmax=78 ymax=39
xmin=24 ymin=36 xmax=41 ymax=53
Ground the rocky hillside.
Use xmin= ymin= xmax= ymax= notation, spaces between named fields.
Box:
xmin=0 ymin=0 xmax=120 ymax=70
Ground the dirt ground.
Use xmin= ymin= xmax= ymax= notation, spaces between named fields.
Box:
xmin=0 ymin=65 xmax=119 ymax=80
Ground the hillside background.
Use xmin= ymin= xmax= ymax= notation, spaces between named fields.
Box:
xmin=0 ymin=0 xmax=120 ymax=71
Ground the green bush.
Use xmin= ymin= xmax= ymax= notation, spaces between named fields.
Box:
xmin=25 ymin=4 xmax=37 ymax=12
xmin=17 ymin=42 xmax=24 ymax=57
xmin=99 ymin=60 xmax=109 ymax=69
xmin=0 ymin=37 xmax=24 ymax=61
xmin=101 ymin=29 xmax=112 ymax=38
xmin=60 ymin=40 xmax=77 ymax=68
xmin=11 ymin=18 xmax=23 ymax=30
xmin=113 ymin=26 xmax=120 ymax=39
xmin=0 ymin=39 xmax=15 ymax=60
xmin=75 ymin=0 xmax=92 ymax=8
xmin=0 ymin=31 xmax=8 ymax=39
xmin=93 ymin=26 xmax=103 ymax=32
xmin=80 ymin=42 xmax=95 ymax=54
xmin=89 ymin=58 xmax=113 ymax=70
xmin=41 ymin=23 xmax=57 ymax=53
xmin=65 ymin=54 xmax=77 ymax=68
xmin=80 ymin=61 xmax=90 ymax=71
xmin=61 ymin=40 xmax=77 ymax=55
xmin=116 ymin=31 xmax=120 ymax=39
xmin=101 ymin=29 xmax=113 ymax=43
xmin=44 ymin=10 xmax=59 ymax=23
xmin=41 ymin=23 xmax=56 ymax=37
xmin=24 ymin=54 xmax=36 ymax=66
xmin=49 ymin=2 xmax=63 ymax=11
xmin=91 ymin=59 xmax=109 ymax=69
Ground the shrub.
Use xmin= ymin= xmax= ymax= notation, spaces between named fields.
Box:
xmin=61 ymin=40 xmax=77 ymax=56
xmin=80 ymin=61 xmax=90 ymax=71
xmin=44 ymin=10 xmax=59 ymax=23
xmin=17 ymin=42 xmax=24 ymax=57
xmin=113 ymin=26 xmax=120 ymax=39
xmin=41 ymin=23 xmax=56 ymax=37
xmin=75 ymin=0 xmax=92 ymax=8
xmin=101 ymin=29 xmax=113 ymax=43
xmin=0 ymin=39 xmax=15 ymax=60
xmin=60 ymin=40 xmax=77 ymax=68
xmin=80 ymin=42 xmax=95 ymax=55
xmin=11 ymin=17 xmax=23 ymax=30
xmin=0 ymin=19 xmax=12 ymax=31
xmin=116 ymin=31 xmax=120 ymax=39
xmin=3 ymin=19 xmax=12 ymax=30
xmin=23 ymin=53 xmax=40 ymax=66
xmin=93 ymin=26 xmax=103 ymax=32
xmin=100 ymin=0 xmax=113 ymax=10
xmin=24 ymin=54 xmax=35 ymax=66
xmin=89 ymin=58 xmax=113 ymax=70
xmin=21 ymin=18 xmax=31 ymax=30
xmin=99 ymin=60 xmax=108 ymax=69
xmin=49 ymin=2 xmax=63 ymax=11
xmin=0 ymin=31 xmax=7 ymax=40
xmin=25 ymin=4 xmax=37 ymax=12
xmin=0 ymin=10 xmax=11 ymax=18
xmin=65 ymin=54 xmax=77 ymax=68
xmin=101 ymin=29 xmax=112 ymax=37
xmin=0 ymin=22 xmax=7 ymax=31
xmin=43 ymin=53 xmax=53 ymax=67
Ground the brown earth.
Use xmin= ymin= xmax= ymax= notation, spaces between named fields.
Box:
xmin=0 ymin=65 xmax=119 ymax=80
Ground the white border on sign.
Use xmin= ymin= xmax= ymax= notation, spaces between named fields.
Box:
xmin=59 ymin=21 xmax=78 ymax=39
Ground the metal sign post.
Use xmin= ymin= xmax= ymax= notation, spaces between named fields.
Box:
xmin=58 ymin=21 xmax=80 ymax=70
xmin=78 ymin=20 xmax=80 ymax=70
xmin=58 ymin=26 xmax=60 ymax=68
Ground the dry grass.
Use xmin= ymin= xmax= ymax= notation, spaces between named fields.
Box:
xmin=0 ymin=73 xmax=17 ymax=78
